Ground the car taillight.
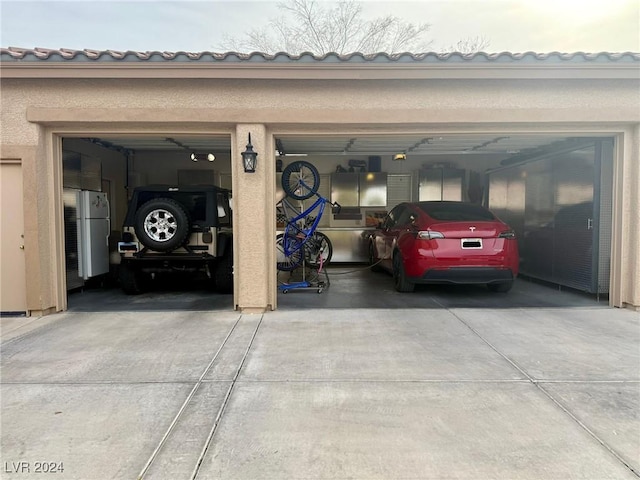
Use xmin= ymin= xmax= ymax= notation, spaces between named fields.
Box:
xmin=498 ymin=230 xmax=516 ymax=239
xmin=417 ymin=230 xmax=445 ymax=240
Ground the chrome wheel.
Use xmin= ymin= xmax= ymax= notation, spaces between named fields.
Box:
xmin=143 ymin=208 xmax=178 ymax=242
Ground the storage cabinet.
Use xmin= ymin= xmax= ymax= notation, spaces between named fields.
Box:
xmin=487 ymin=140 xmax=613 ymax=294
xmin=330 ymin=172 xmax=387 ymax=207
xmin=418 ymin=168 xmax=465 ymax=201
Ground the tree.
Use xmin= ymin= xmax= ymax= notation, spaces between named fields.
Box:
xmin=220 ymin=0 xmax=433 ymax=55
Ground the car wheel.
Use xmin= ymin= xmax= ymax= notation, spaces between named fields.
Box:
xmin=214 ymin=250 xmax=234 ymax=294
xmin=119 ymin=263 xmax=149 ymax=295
xmin=134 ymin=198 xmax=190 ymax=252
xmin=393 ymin=253 xmax=414 ymax=292
xmin=205 ymin=261 xmax=218 ymax=291
xmin=487 ymin=281 xmax=513 ymax=293
xmin=369 ymin=243 xmax=383 ymax=273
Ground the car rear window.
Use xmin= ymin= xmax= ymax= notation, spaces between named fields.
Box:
xmin=136 ymin=191 xmax=207 ymax=223
xmin=418 ymin=203 xmax=495 ymax=221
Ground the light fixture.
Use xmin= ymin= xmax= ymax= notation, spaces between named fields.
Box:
xmin=190 ymin=153 xmax=215 ymax=162
xmin=393 ymin=153 xmax=406 ymax=161
xmin=241 ymin=133 xmax=258 ymax=173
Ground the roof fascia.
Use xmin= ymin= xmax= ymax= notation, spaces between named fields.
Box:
xmin=1 ymin=62 xmax=638 ymax=80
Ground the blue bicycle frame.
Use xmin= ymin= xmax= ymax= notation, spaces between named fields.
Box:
xmin=282 ymin=194 xmax=336 ymax=257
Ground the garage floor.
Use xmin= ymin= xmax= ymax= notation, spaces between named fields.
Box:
xmin=66 ymin=266 xmax=607 ymax=312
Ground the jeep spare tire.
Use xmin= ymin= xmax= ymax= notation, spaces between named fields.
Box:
xmin=134 ymin=198 xmax=190 ymax=252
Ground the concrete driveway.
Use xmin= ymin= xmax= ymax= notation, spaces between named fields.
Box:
xmin=1 ymin=304 xmax=638 ymax=479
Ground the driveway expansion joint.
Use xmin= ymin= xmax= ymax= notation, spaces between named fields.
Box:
xmin=136 ymin=313 xmax=243 ymax=480
xmin=189 ymin=313 xmax=264 ymax=480
xmin=448 ymin=308 xmax=640 ymax=479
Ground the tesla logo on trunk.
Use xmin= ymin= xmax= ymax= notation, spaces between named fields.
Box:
xmin=469 ymin=226 xmax=476 ymax=232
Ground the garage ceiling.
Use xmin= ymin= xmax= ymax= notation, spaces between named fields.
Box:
xmin=87 ymin=133 xmax=584 ymax=157
xmin=84 ymin=135 xmax=231 ymax=153
xmin=275 ymin=134 xmax=572 ymax=156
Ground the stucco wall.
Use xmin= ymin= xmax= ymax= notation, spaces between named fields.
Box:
xmin=1 ymin=75 xmax=639 ymax=312
xmin=62 ymin=138 xmax=128 ymax=228
xmin=1 ymin=79 xmax=640 ymax=137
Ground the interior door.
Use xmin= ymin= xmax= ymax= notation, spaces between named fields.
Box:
xmin=1 ymin=162 xmax=27 ymax=313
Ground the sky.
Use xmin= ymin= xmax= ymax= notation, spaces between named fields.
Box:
xmin=0 ymin=0 xmax=638 ymax=53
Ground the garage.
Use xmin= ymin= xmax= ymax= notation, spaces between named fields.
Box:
xmin=56 ymin=129 xmax=615 ymax=312
xmin=1 ymin=49 xmax=638 ymax=314
xmin=59 ymin=134 xmax=235 ymax=309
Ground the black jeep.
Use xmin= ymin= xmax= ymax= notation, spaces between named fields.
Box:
xmin=117 ymin=185 xmax=233 ymax=294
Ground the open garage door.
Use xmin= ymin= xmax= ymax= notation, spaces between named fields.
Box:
xmin=60 ymin=134 xmax=235 ymax=312
xmin=57 ymin=131 xmax=615 ymax=312
xmin=273 ymin=133 xmax=614 ymax=310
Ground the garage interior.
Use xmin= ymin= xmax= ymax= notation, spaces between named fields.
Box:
xmin=61 ymin=132 xmax=614 ymax=312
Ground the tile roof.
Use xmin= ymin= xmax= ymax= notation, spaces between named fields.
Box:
xmin=1 ymin=47 xmax=639 ymax=63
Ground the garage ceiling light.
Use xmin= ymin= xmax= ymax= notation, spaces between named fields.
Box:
xmin=190 ymin=153 xmax=215 ymax=162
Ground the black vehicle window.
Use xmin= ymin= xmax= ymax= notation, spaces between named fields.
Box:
xmin=217 ymin=192 xmax=231 ymax=226
xmin=135 ymin=191 xmax=208 ymax=223
xmin=418 ymin=203 xmax=495 ymax=221
xmin=396 ymin=208 xmax=415 ymax=227
xmin=164 ymin=193 xmax=207 ymax=224
xmin=189 ymin=194 xmax=207 ymax=223
xmin=383 ymin=206 xmax=404 ymax=229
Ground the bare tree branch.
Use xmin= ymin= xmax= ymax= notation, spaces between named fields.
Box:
xmin=220 ymin=0 xmax=436 ymax=55
xmin=219 ymin=0 xmax=487 ymax=55
xmin=441 ymin=36 xmax=491 ymax=54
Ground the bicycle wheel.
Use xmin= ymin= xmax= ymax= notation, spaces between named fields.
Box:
xmin=276 ymin=233 xmax=303 ymax=271
xmin=281 ymin=161 xmax=320 ymax=200
xmin=306 ymin=231 xmax=333 ymax=268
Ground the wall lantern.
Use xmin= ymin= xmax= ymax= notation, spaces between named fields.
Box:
xmin=190 ymin=153 xmax=215 ymax=162
xmin=241 ymin=133 xmax=258 ymax=173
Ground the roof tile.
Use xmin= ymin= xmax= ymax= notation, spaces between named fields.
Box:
xmin=1 ymin=47 xmax=639 ymax=63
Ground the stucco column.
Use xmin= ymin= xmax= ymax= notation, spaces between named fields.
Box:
xmin=611 ymin=125 xmax=640 ymax=310
xmin=232 ymin=124 xmax=277 ymax=312
xmin=626 ymin=124 xmax=640 ymax=309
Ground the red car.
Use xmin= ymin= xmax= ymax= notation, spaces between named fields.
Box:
xmin=368 ymin=201 xmax=519 ymax=293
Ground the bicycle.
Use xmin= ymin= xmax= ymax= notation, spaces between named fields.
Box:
xmin=276 ymin=161 xmax=340 ymax=272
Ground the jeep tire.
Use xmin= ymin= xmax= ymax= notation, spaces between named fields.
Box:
xmin=214 ymin=250 xmax=234 ymax=294
xmin=119 ymin=263 xmax=150 ymax=295
xmin=134 ymin=198 xmax=190 ymax=252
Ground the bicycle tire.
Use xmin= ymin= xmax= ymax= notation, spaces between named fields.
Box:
xmin=281 ymin=161 xmax=320 ymax=200
xmin=276 ymin=233 xmax=304 ymax=271
xmin=306 ymin=231 xmax=333 ymax=268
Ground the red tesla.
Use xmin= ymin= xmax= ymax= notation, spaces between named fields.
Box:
xmin=368 ymin=201 xmax=519 ymax=293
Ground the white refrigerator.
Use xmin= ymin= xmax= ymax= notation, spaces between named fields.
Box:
xmin=77 ymin=190 xmax=110 ymax=280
